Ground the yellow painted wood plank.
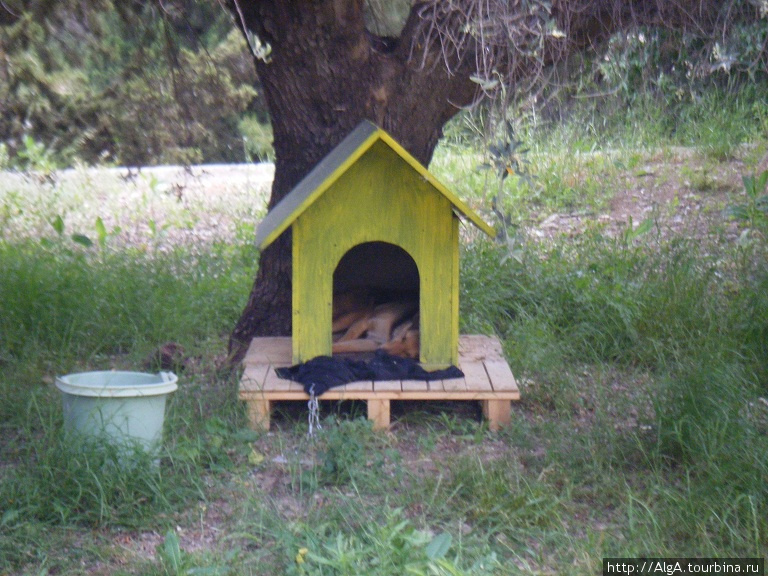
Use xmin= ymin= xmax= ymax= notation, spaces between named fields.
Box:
xmin=293 ymin=146 xmax=458 ymax=366
xmin=378 ymin=130 xmax=495 ymax=238
xmin=255 ymin=120 xmax=492 ymax=251
xmin=450 ymin=218 xmax=460 ymax=365
xmin=255 ymin=123 xmax=381 ymax=249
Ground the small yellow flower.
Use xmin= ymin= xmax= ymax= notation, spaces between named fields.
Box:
xmin=248 ymin=448 xmax=265 ymax=466
xmin=295 ymin=547 xmax=309 ymax=564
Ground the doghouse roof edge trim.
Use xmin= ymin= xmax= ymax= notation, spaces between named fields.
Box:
xmin=255 ymin=121 xmax=495 ymax=250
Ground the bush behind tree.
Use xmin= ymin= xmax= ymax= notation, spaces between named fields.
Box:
xmin=0 ymin=1 xmax=265 ymax=168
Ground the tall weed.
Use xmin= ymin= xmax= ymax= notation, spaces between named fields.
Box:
xmin=246 ymin=498 xmax=498 ymax=576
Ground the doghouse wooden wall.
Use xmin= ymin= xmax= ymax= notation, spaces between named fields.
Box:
xmin=291 ymin=140 xmax=460 ymax=368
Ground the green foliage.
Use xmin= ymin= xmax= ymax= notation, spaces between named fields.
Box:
xmin=726 ymin=169 xmax=768 ymax=242
xmin=0 ymin=396 xmax=198 ymax=528
xmin=239 ymin=115 xmax=275 ymax=162
xmin=443 ymin=456 xmax=564 ymax=542
xmin=15 ymin=135 xmax=59 ymax=172
xmin=531 ymin=13 xmax=768 ymax=132
xmin=316 ymin=418 xmax=375 ymax=486
xmin=460 ymin=218 xmax=768 ymax=554
xmin=270 ymin=507 xmax=497 ymax=576
xmin=106 ymin=29 xmax=259 ymax=166
xmin=513 ymin=73 xmax=768 ymax=161
xmin=3 ymin=65 xmax=768 ymax=574
xmin=0 ymin=238 xmax=252 ymax=366
xmin=478 ymin=120 xmax=533 ymax=240
xmin=155 ymin=529 xmax=237 ymax=576
xmin=0 ymin=3 xmax=262 ymax=167
xmin=297 ymin=417 xmax=396 ymax=488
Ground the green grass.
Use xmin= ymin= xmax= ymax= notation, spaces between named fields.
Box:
xmin=2 ymin=87 xmax=768 ymax=573
xmin=460 ymin=230 xmax=768 ymax=560
xmin=0 ymin=234 xmax=262 ymax=573
xmin=0 ymin=241 xmax=250 ymax=360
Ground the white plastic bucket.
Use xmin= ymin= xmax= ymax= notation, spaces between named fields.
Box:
xmin=55 ymin=371 xmax=178 ymax=452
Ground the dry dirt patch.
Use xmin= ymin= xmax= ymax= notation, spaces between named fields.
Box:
xmin=3 ymin=148 xmax=764 ymax=249
xmin=530 ymin=147 xmax=764 ymax=242
xmin=0 ymin=163 xmax=274 ymax=248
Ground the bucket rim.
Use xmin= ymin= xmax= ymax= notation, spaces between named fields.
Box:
xmin=55 ymin=370 xmax=178 ymax=397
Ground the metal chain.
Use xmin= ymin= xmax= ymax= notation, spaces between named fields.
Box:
xmin=307 ymin=383 xmax=322 ymax=438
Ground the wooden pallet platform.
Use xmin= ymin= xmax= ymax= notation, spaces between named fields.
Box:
xmin=238 ymin=335 xmax=520 ymax=431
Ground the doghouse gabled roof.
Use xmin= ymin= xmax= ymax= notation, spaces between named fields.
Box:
xmin=255 ymin=121 xmax=495 ymax=249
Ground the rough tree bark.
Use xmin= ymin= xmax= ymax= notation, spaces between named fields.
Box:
xmin=227 ymin=0 xmax=746 ymax=361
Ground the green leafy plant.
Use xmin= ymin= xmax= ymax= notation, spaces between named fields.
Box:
xmin=16 ymin=135 xmax=59 ymax=173
xmin=620 ymin=215 xmax=655 ymax=247
xmin=316 ymin=418 xmax=378 ymax=486
xmin=726 ymin=169 xmax=768 ymax=242
xmin=295 ymin=508 xmax=495 ymax=576
xmin=0 ymin=143 xmax=9 ymax=170
xmin=479 ymin=119 xmax=532 ymax=243
xmin=43 ymin=213 xmax=98 ymax=249
xmin=156 ymin=529 xmax=235 ymax=576
xmin=239 ymin=115 xmax=275 ymax=162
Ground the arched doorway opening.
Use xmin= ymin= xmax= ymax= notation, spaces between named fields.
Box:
xmin=331 ymin=241 xmax=420 ymax=358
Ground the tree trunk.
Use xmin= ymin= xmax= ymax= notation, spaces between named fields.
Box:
xmin=228 ymin=0 xmax=478 ymax=360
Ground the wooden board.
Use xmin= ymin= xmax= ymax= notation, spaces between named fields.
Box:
xmin=239 ymin=334 xmax=519 ymax=431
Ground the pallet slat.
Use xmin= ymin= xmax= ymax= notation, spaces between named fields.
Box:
xmin=243 ymin=338 xmax=291 ymax=365
xmin=427 ymin=379 xmax=445 ymax=392
xmin=442 ymin=376 xmax=468 ymax=392
xmin=374 ymin=380 xmax=402 ymax=392
xmin=240 ymin=364 xmax=269 ymax=391
xmin=264 ymin=366 xmax=302 ymax=392
xmin=457 ymin=361 xmax=493 ymax=392
xmin=484 ymin=361 xmax=518 ymax=392
xmin=401 ymin=380 xmax=428 ymax=392
xmin=342 ymin=380 xmax=374 ymax=392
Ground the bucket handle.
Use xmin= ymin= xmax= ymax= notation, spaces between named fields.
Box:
xmin=160 ymin=371 xmax=176 ymax=383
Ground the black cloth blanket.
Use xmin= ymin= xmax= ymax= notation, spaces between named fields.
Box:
xmin=275 ymin=350 xmax=464 ymax=396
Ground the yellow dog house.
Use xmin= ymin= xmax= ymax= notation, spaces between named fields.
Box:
xmin=255 ymin=120 xmax=494 ymax=368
